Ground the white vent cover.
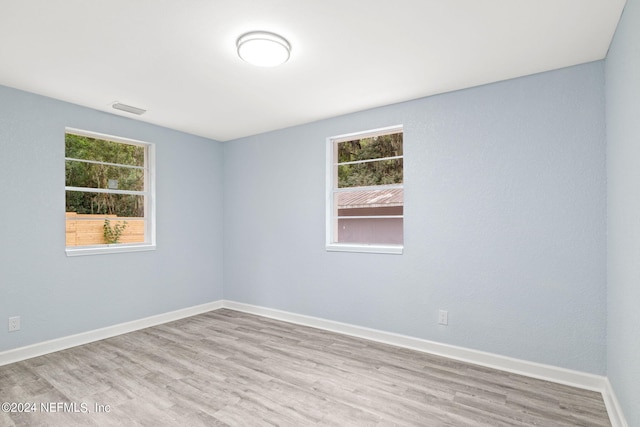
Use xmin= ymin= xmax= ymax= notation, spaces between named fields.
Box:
xmin=112 ymin=102 xmax=146 ymax=115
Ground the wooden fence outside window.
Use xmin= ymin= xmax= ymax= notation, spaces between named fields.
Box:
xmin=65 ymin=212 xmax=145 ymax=246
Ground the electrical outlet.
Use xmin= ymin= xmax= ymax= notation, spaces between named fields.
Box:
xmin=8 ymin=316 xmax=20 ymax=332
xmin=438 ymin=310 xmax=448 ymax=326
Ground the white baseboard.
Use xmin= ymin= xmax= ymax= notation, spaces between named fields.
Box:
xmin=602 ymin=378 xmax=629 ymax=427
xmin=0 ymin=300 xmax=223 ymax=367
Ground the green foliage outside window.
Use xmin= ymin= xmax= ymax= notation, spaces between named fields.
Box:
xmin=103 ymin=218 xmax=128 ymax=244
xmin=337 ymin=132 xmax=403 ymax=188
xmin=65 ymin=134 xmax=145 ymax=218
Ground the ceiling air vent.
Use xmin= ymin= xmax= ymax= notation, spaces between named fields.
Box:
xmin=112 ymin=102 xmax=146 ymax=115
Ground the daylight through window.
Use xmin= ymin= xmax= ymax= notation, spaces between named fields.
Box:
xmin=65 ymin=129 xmax=155 ymax=255
xmin=327 ymin=126 xmax=403 ymax=254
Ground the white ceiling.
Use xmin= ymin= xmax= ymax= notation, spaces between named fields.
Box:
xmin=0 ymin=0 xmax=626 ymax=141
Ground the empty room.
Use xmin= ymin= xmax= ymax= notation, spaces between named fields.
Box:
xmin=0 ymin=0 xmax=638 ymax=426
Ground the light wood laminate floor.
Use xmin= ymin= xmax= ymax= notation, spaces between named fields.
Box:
xmin=0 ymin=309 xmax=611 ymax=426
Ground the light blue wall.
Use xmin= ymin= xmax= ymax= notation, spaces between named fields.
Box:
xmin=224 ymin=62 xmax=607 ymax=374
xmin=606 ymin=0 xmax=640 ymax=424
xmin=0 ymin=85 xmax=224 ymax=352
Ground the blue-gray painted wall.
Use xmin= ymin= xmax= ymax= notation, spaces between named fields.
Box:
xmin=0 ymin=85 xmax=225 ymax=352
xmin=606 ymin=0 xmax=640 ymax=423
xmin=224 ymin=62 xmax=607 ymax=375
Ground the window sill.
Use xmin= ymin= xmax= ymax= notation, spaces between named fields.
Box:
xmin=326 ymin=243 xmax=403 ymax=255
xmin=65 ymin=243 xmax=156 ymax=257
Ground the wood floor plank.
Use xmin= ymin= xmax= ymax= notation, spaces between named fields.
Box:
xmin=0 ymin=309 xmax=611 ymax=426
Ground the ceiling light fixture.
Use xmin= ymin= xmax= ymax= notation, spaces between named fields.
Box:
xmin=236 ymin=31 xmax=291 ymax=67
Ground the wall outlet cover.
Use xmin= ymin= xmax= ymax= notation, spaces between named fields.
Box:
xmin=8 ymin=316 xmax=20 ymax=332
xmin=438 ymin=310 xmax=449 ymax=325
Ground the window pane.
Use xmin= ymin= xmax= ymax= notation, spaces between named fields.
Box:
xmin=65 ymin=133 xmax=145 ymax=166
xmin=66 ymin=191 xmax=144 ymax=218
xmin=334 ymin=188 xmax=403 ymax=245
xmin=337 ymin=132 xmax=403 ymax=163
xmin=337 ymin=158 xmax=403 ymax=188
xmin=337 ymin=217 xmax=403 ymax=245
xmin=65 ymin=160 xmax=144 ymax=191
xmin=328 ymin=126 xmax=403 ymax=251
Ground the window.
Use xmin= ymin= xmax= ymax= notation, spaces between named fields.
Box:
xmin=326 ymin=125 xmax=403 ymax=254
xmin=65 ymin=128 xmax=155 ymax=256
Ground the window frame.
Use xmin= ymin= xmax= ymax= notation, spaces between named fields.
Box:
xmin=64 ymin=128 xmax=156 ymax=257
xmin=326 ymin=125 xmax=404 ymax=255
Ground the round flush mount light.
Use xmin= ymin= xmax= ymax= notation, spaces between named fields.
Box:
xmin=236 ymin=31 xmax=291 ymax=67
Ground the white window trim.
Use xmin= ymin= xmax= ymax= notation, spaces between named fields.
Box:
xmin=326 ymin=124 xmax=404 ymax=255
xmin=65 ymin=242 xmax=156 ymax=257
xmin=64 ymin=128 xmax=156 ymax=257
xmin=325 ymin=243 xmax=404 ymax=255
